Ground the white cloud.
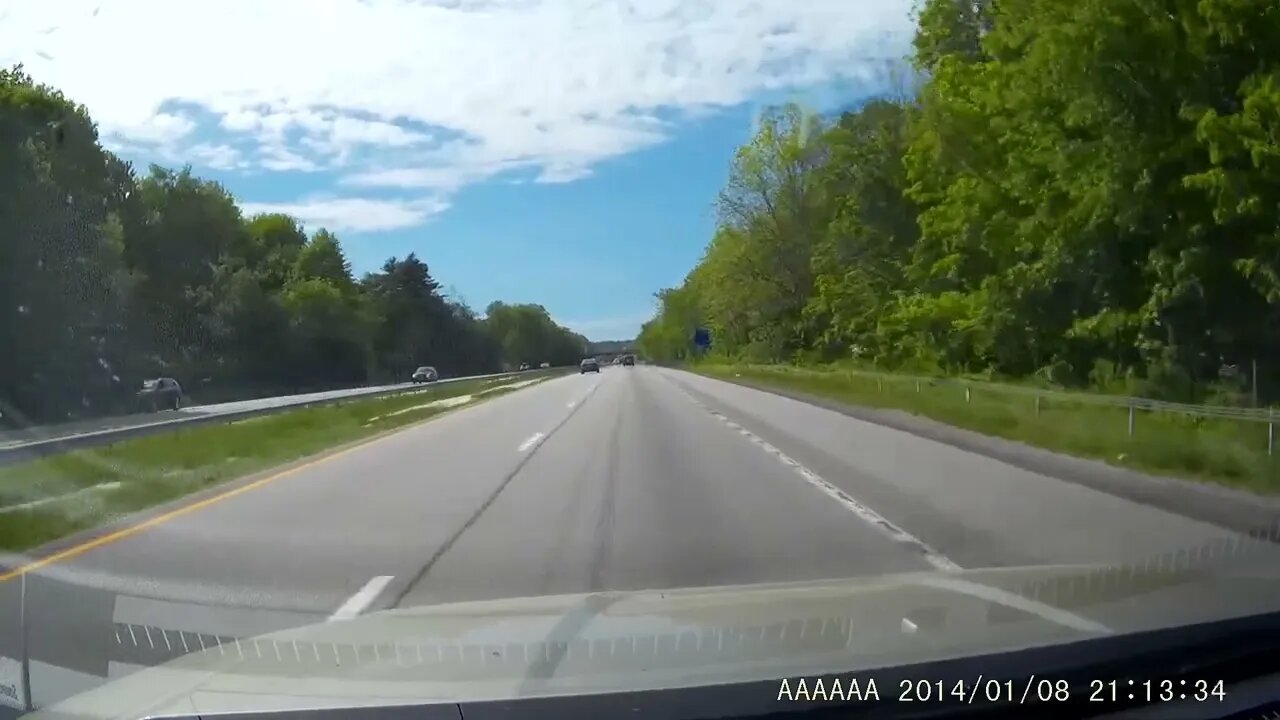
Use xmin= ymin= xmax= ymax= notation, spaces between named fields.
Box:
xmin=239 ymin=195 xmax=451 ymax=233
xmin=259 ymin=143 xmax=321 ymax=172
xmin=328 ymin=116 xmax=428 ymax=148
xmin=343 ymin=115 xmax=666 ymax=189
xmin=187 ymin=142 xmax=242 ymax=170
xmin=535 ymin=163 xmax=593 ymax=184
xmin=103 ymin=110 xmax=196 ymax=145
xmin=344 ymin=166 xmax=476 ymax=190
xmin=2 ymin=0 xmax=913 ymax=225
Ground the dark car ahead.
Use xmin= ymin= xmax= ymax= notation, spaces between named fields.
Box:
xmin=580 ymin=358 xmax=600 ymax=374
xmin=138 ymin=377 xmax=183 ymax=412
xmin=622 ymin=355 xmax=635 ymax=366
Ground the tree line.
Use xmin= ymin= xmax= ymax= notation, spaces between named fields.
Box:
xmin=1 ymin=66 xmax=587 ymax=425
xmin=638 ymin=0 xmax=1280 ymax=405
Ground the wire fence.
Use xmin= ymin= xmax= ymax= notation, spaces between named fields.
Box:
xmin=791 ymin=366 xmax=1280 ymax=456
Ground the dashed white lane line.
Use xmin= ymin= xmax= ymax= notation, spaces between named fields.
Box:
xmin=518 ymin=432 xmax=546 ymax=452
xmin=329 ymin=575 xmax=394 ymax=622
xmin=669 ymin=378 xmax=961 ymax=573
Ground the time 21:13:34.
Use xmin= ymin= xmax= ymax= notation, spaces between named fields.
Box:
xmin=1090 ymin=679 xmax=1226 ymax=703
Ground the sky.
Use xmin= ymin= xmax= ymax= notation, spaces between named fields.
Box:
xmin=1 ymin=0 xmax=917 ymax=341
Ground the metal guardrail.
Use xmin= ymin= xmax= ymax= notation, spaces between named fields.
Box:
xmin=0 ymin=370 xmax=554 ymax=468
xmin=769 ymin=366 xmax=1280 ymax=455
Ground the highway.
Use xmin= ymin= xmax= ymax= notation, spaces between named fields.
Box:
xmin=0 ymin=372 xmax=528 ymax=466
xmin=0 ymin=365 xmax=1274 ymax=713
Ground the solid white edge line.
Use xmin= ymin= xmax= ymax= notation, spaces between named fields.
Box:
xmin=518 ymin=431 xmax=546 ymax=452
xmin=666 ymin=373 xmax=961 ymax=573
xmin=329 ymin=575 xmax=394 ymax=622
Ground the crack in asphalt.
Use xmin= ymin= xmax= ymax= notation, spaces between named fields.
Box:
xmin=385 ymin=377 xmax=607 ymax=609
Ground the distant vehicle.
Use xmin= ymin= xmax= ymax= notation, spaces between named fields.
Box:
xmin=580 ymin=358 xmax=600 ymax=374
xmin=539 ymin=362 xmax=551 ymax=369
xmin=622 ymin=355 xmax=635 ymax=366
xmin=411 ymin=366 xmax=438 ymax=383
xmin=138 ymin=377 xmax=182 ymax=412
xmin=519 ymin=363 xmax=531 ymax=371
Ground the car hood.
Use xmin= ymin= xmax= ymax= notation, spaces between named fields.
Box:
xmin=29 ymin=557 xmax=1280 ymax=719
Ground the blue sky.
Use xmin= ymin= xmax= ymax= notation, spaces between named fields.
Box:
xmin=2 ymin=0 xmax=916 ymax=340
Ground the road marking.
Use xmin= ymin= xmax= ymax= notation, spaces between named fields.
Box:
xmin=329 ymin=575 xmax=394 ymax=622
xmin=567 ymin=401 xmax=576 ymax=408
xmin=384 ymin=394 xmax=473 ymax=418
xmin=671 ymin=380 xmax=960 ymax=572
xmin=517 ymin=432 xmax=545 ymax=452
xmin=0 ymin=404 xmax=490 ymax=584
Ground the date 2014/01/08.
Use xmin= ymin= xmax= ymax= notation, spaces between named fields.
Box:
xmin=776 ymin=676 xmax=1228 ymax=704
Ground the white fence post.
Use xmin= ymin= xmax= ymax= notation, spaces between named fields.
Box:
xmin=832 ymin=368 xmax=1280 ymax=453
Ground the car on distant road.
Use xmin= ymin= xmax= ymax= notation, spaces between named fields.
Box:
xmin=137 ymin=377 xmax=183 ymax=412
xmin=411 ymin=366 xmax=438 ymax=383
xmin=622 ymin=355 xmax=635 ymax=366
xmin=519 ymin=362 xmax=531 ymax=371
xmin=580 ymin=358 xmax=600 ymax=374
xmin=539 ymin=362 xmax=551 ymax=369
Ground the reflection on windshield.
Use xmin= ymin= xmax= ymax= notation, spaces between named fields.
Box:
xmin=3 ymin=0 xmax=1280 ymax=717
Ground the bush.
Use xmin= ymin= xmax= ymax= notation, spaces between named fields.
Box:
xmin=1135 ymin=358 xmax=1197 ymax=402
xmin=1034 ymin=359 xmax=1074 ymax=388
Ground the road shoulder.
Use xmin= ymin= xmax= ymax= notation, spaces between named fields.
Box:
xmin=0 ymin=383 xmax=533 ymax=577
xmin=682 ymin=370 xmax=1280 ymax=539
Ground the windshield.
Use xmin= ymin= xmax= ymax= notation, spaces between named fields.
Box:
xmin=2 ymin=1 xmax=1279 ymax=718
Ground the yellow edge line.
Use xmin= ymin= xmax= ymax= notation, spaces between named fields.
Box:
xmin=0 ymin=410 xmax=440 ymax=584
xmin=0 ymin=375 xmax=563 ymax=584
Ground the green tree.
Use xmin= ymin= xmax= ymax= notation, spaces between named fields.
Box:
xmin=363 ymin=254 xmax=453 ymax=378
xmin=805 ymin=100 xmax=919 ymax=362
xmin=124 ymin=166 xmax=247 ymax=379
xmin=238 ymin=213 xmax=308 ymax=292
xmin=0 ymin=66 xmax=133 ymax=422
xmin=483 ymin=302 xmax=586 ymax=367
xmin=713 ymin=104 xmax=829 ymax=358
xmin=210 ymin=267 xmax=292 ymax=390
xmin=282 ymin=279 xmax=371 ymax=386
xmin=294 ymin=228 xmax=354 ymax=289
xmin=642 ymin=0 xmax=1280 ymax=404
xmin=3 ymin=66 xmax=611 ymax=423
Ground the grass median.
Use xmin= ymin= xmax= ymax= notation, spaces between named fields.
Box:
xmin=0 ymin=371 xmax=564 ymax=552
xmin=698 ymin=364 xmax=1280 ymax=495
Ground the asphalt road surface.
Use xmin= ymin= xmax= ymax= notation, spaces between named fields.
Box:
xmin=0 ymin=365 xmax=1273 ymax=713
